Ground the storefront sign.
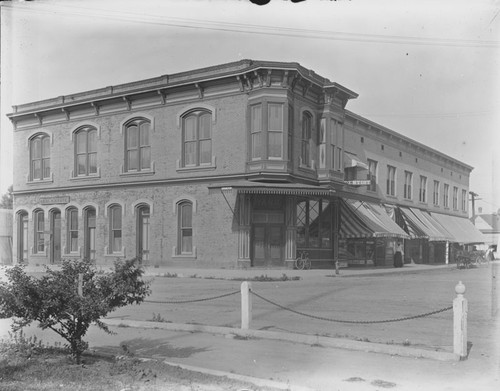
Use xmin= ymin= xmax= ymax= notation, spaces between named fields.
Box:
xmin=40 ymin=196 xmax=70 ymax=205
xmin=344 ymin=180 xmax=371 ymax=186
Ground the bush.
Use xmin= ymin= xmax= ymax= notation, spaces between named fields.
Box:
xmin=0 ymin=258 xmax=151 ymax=363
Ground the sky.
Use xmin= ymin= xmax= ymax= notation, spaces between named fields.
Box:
xmin=1 ymin=0 xmax=499 ymax=214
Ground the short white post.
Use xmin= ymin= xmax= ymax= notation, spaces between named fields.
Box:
xmin=77 ymin=273 xmax=84 ymax=297
xmin=241 ymin=281 xmax=252 ymax=330
xmin=453 ymin=281 xmax=468 ymax=359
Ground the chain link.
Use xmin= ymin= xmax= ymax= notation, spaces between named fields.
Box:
xmin=250 ymin=290 xmax=453 ymax=324
xmin=144 ymin=290 xmax=240 ymax=304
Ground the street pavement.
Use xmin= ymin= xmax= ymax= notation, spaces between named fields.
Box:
xmin=1 ymin=262 xmax=499 ymax=390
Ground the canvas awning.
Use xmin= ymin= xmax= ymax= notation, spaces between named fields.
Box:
xmin=208 ymin=181 xmax=336 ymax=197
xmin=339 ymin=199 xmax=373 ymax=238
xmin=398 ymin=207 xmax=453 ymax=241
xmin=343 ymin=152 xmax=369 ymax=170
xmin=343 ymin=199 xmax=409 ymax=239
xmin=431 ymin=212 xmax=486 ymax=244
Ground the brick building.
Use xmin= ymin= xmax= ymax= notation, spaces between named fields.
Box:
xmin=8 ymin=60 xmax=484 ymax=269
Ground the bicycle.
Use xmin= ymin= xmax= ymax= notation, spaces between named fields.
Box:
xmin=295 ymin=250 xmax=311 ymax=270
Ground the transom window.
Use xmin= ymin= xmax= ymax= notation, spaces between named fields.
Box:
xmin=125 ymin=119 xmax=151 ymax=171
xmin=75 ymin=127 xmax=97 ymax=176
xmin=182 ymin=110 xmax=212 ymax=167
xmin=30 ymin=134 xmax=50 ymax=180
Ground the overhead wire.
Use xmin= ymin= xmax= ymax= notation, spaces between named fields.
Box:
xmin=2 ymin=1 xmax=499 ymax=48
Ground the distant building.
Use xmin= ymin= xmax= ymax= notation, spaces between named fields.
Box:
xmin=473 ymin=209 xmax=500 ymax=248
xmin=7 ymin=60 xmax=484 ymax=268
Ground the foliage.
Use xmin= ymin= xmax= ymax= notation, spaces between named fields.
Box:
xmin=0 ymin=258 xmax=151 ymax=363
xmin=0 ymin=185 xmax=13 ymax=209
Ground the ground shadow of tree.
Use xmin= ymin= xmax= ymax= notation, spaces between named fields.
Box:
xmin=97 ymin=338 xmax=211 ymax=358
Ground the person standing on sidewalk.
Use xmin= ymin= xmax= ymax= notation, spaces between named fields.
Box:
xmin=394 ymin=242 xmax=404 ymax=268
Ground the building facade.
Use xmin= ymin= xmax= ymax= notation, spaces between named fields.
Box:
xmin=8 ymin=60 xmax=484 ymax=269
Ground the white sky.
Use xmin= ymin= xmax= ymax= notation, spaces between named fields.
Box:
xmin=1 ymin=0 xmax=499 ymax=213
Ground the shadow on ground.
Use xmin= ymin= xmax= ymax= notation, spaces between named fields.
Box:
xmin=96 ymin=338 xmax=211 ymax=358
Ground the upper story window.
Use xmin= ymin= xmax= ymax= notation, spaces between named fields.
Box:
xmin=419 ymin=176 xmax=427 ymax=203
xmin=461 ymin=189 xmax=467 ymax=212
xmin=367 ymin=159 xmax=377 ymax=192
xmin=249 ymin=102 xmax=284 ymax=161
xmin=125 ymin=119 xmax=151 ymax=172
xmin=30 ymin=133 xmax=50 ymax=181
xmin=387 ymin=165 xmax=396 ymax=196
xmin=75 ymin=126 xmax=97 ymax=176
xmin=404 ymin=171 xmax=413 ymax=200
xmin=433 ymin=180 xmax=440 ymax=206
xmin=452 ymin=186 xmax=459 ymax=210
xmin=443 ymin=183 xmax=450 ymax=208
xmin=182 ymin=110 xmax=212 ymax=167
xmin=301 ymin=111 xmax=312 ymax=167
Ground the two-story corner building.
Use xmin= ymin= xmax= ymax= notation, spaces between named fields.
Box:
xmin=8 ymin=59 xmax=484 ymax=269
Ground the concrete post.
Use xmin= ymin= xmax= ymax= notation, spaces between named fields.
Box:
xmin=77 ymin=273 xmax=84 ymax=297
xmin=241 ymin=281 xmax=252 ymax=330
xmin=453 ymin=281 xmax=468 ymax=359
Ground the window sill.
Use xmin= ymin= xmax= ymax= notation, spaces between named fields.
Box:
xmin=386 ymin=195 xmax=398 ymax=200
xmin=176 ymin=165 xmax=216 ymax=173
xmin=120 ymin=170 xmax=155 ymax=178
xmin=172 ymin=246 xmax=197 ymax=259
xmin=62 ymin=253 xmax=81 ymax=258
xmin=104 ymin=253 xmax=126 ymax=258
xmin=70 ymin=174 xmax=101 ymax=181
xmin=27 ymin=178 xmax=53 ymax=185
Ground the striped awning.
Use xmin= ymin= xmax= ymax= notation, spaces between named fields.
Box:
xmin=342 ymin=199 xmax=409 ymax=239
xmin=431 ymin=212 xmax=486 ymax=244
xmin=339 ymin=199 xmax=373 ymax=238
xmin=409 ymin=208 xmax=454 ymax=241
xmin=396 ymin=207 xmax=450 ymax=241
xmin=208 ymin=181 xmax=335 ymax=197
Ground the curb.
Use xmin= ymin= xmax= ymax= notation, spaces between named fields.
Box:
xmin=102 ymin=318 xmax=459 ymax=362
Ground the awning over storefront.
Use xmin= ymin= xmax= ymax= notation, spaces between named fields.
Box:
xmin=343 ymin=152 xmax=369 ymax=170
xmin=398 ymin=207 xmax=453 ymax=241
xmin=343 ymin=200 xmax=409 ymax=239
xmin=339 ymin=199 xmax=373 ymax=238
xmin=208 ymin=181 xmax=336 ymax=197
xmin=431 ymin=212 xmax=486 ymax=244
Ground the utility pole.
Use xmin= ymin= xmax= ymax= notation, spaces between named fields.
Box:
xmin=469 ymin=191 xmax=481 ymax=223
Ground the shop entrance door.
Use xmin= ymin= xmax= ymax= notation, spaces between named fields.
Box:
xmin=252 ymin=224 xmax=284 ymax=267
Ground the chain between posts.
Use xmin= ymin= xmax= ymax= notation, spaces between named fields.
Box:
xmin=250 ymin=289 xmax=453 ymax=324
xmin=144 ymin=290 xmax=240 ymax=304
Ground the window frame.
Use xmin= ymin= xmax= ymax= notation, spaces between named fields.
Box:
xmin=419 ymin=175 xmax=427 ymax=203
xmin=34 ymin=209 xmax=45 ymax=254
xmin=108 ymin=204 xmax=122 ymax=254
xmin=181 ymin=110 xmax=212 ymax=167
xmin=367 ymin=159 xmax=378 ymax=192
xmin=124 ymin=118 xmax=151 ymax=172
xmin=74 ymin=126 xmax=98 ymax=177
xmin=386 ymin=165 xmax=396 ymax=196
xmin=29 ymin=133 xmax=51 ymax=181
xmin=404 ymin=171 xmax=413 ymax=200
xmin=177 ymin=201 xmax=193 ymax=255
xmin=66 ymin=207 xmax=79 ymax=253
xmin=433 ymin=180 xmax=440 ymax=206
xmin=452 ymin=186 xmax=459 ymax=210
xmin=300 ymin=111 xmax=312 ymax=167
xmin=443 ymin=183 xmax=450 ymax=208
xmin=461 ymin=189 xmax=467 ymax=212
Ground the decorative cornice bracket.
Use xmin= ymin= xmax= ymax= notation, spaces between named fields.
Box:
xmin=254 ymin=70 xmax=263 ymax=88
xmin=61 ymin=108 xmax=70 ymax=121
xmin=243 ymin=74 xmax=253 ymax=91
xmin=90 ymin=102 xmax=100 ymax=116
xmin=236 ymin=75 xmax=245 ymax=92
xmin=123 ymin=96 xmax=132 ymax=111
xmin=157 ymin=89 xmax=167 ymax=104
xmin=34 ymin=113 xmax=42 ymax=125
xmin=195 ymin=83 xmax=204 ymax=99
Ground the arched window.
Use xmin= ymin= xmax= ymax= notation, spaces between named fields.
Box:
xmin=301 ymin=112 xmax=312 ymax=166
xmin=34 ymin=209 xmax=45 ymax=253
xmin=124 ymin=119 xmax=151 ymax=171
xmin=30 ymin=134 xmax=50 ymax=180
xmin=108 ymin=205 xmax=122 ymax=253
xmin=66 ymin=207 xmax=79 ymax=253
xmin=75 ymin=126 xmax=97 ymax=176
xmin=182 ymin=110 xmax=212 ymax=167
xmin=177 ymin=201 xmax=193 ymax=254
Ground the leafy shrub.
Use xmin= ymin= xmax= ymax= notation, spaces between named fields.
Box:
xmin=0 ymin=258 xmax=151 ymax=363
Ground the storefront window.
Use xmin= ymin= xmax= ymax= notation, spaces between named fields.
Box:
xmin=296 ymin=199 xmax=331 ymax=248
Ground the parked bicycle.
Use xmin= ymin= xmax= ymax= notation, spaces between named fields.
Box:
xmin=295 ymin=250 xmax=311 ymax=270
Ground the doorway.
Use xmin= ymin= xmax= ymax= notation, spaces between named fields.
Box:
xmin=252 ymin=224 xmax=284 ymax=267
xmin=50 ymin=210 xmax=61 ymax=264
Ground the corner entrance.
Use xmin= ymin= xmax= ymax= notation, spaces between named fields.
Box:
xmin=252 ymin=224 xmax=284 ymax=267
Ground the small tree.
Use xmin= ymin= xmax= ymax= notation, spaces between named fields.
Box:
xmin=0 ymin=185 xmax=13 ymax=209
xmin=0 ymin=258 xmax=151 ymax=363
